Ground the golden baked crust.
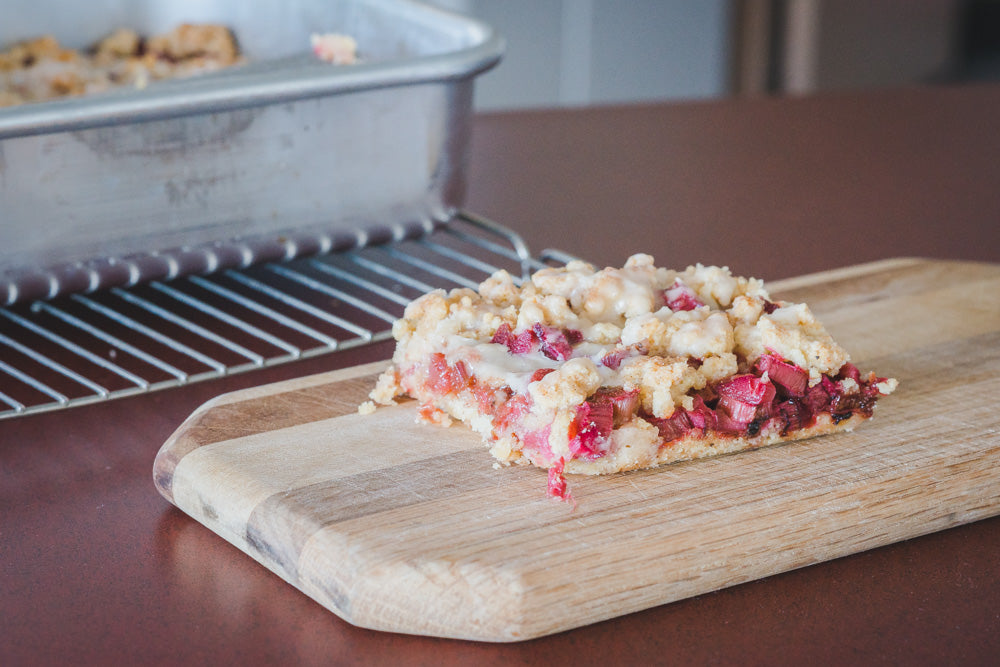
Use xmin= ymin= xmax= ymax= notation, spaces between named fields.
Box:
xmin=367 ymin=255 xmax=897 ymax=498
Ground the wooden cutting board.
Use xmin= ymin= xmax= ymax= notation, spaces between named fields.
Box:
xmin=153 ymin=258 xmax=1000 ymax=642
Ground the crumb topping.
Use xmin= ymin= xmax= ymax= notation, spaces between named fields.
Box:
xmin=528 ymin=358 xmax=602 ymax=411
xmin=388 ymin=256 xmax=850 ymax=393
xmin=0 ymin=26 xmax=243 ymax=107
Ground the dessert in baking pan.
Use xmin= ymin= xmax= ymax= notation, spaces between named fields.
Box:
xmin=0 ymin=25 xmax=243 ymax=107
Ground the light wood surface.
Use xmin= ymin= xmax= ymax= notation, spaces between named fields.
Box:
xmin=153 ymin=258 xmax=1000 ymax=641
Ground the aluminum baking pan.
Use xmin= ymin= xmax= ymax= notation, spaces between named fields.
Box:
xmin=0 ymin=0 xmax=503 ymax=305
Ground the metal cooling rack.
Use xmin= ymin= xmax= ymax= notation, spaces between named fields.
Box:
xmin=0 ymin=212 xmax=572 ymax=420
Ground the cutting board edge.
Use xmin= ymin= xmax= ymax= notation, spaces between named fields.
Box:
xmin=197 ymin=359 xmax=390 ymax=409
xmin=767 ymin=256 xmax=926 ymax=291
xmin=152 ymin=360 xmax=391 ymax=503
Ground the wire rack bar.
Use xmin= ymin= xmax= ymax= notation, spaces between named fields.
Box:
xmin=0 ymin=212 xmax=571 ymax=420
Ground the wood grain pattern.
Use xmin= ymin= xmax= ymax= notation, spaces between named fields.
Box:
xmin=153 ymin=258 xmax=1000 ymax=642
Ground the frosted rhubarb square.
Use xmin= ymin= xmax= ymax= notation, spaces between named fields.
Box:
xmin=364 ymin=255 xmax=897 ymax=498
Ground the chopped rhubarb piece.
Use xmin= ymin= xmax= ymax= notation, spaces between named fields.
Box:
xmin=427 ymin=354 xmax=473 ymax=394
xmin=714 ymin=408 xmax=750 ymax=434
xmin=663 ymin=279 xmax=704 ymax=311
xmin=453 ymin=360 xmax=472 ymax=387
xmin=774 ymin=398 xmax=808 ymax=434
xmin=586 ymin=400 xmax=615 ymax=436
xmin=493 ymin=393 xmax=531 ymax=431
xmin=822 ymin=372 xmax=877 ymax=417
xmin=830 ymin=391 xmax=863 ymax=417
xmin=524 ymin=425 xmax=553 ymax=459
xmin=758 ymin=380 xmax=777 ymax=408
xmin=601 ymin=348 xmax=627 ymax=370
xmin=533 ymin=323 xmax=574 ymax=361
xmin=715 ymin=374 xmax=775 ymax=428
xmin=650 ymin=408 xmax=693 ymax=443
xmin=427 ymin=353 xmax=454 ymax=394
xmin=591 ymin=386 xmax=640 ymax=427
xmin=687 ymin=395 xmax=718 ymax=430
xmin=802 ymin=383 xmax=831 ymax=414
xmin=530 ymin=367 xmax=556 ymax=383
xmin=510 ymin=329 xmax=538 ymax=354
xmin=756 ymin=353 xmax=808 ymax=397
xmin=564 ymin=328 xmax=584 ymax=345
xmin=547 ymin=458 xmax=572 ymax=501
xmin=755 ymin=393 xmax=775 ymax=421
xmin=717 ymin=374 xmax=775 ymax=405
xmin=492 ymin=322 xmax=540 ymax=355
xmin=472 ymin=382 xmax=502 ymax=411
xmin=568 ymin=401 xmax=613 ymax=459
xmin=838 ymin=362 xmax=862 ymax=383
xmin=490 ymin=322 xmax=515 ymax=348
xmin=826 ymin=367 xmax=878 ymax=419
xmin=601 ymin=343 xmax=650 ymax=370
xmin=610 ymin=389 xmax=640 ymax=427
xmin=861 ymin=376 xmax=884 ymax=400
xmin=717 ymin=393 xmax=759 ymax=424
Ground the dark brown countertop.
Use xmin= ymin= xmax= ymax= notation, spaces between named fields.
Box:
xmin=4 ymin=82 xmax=1000 ymax=665
xmin=468 ymin=83 xmax=1000 ymax=281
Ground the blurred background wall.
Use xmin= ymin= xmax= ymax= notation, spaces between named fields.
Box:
xmin=430 ymin=0 xmax=1000 ymax=111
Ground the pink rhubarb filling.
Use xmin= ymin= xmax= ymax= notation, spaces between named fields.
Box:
xmin=416 ymin=338 xmax=889 ymax=501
